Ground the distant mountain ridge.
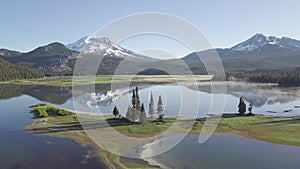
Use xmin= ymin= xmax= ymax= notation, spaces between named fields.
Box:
xmin=1 ymin=33 xmax=300 ymax=76
xmin=0 ymin=42 xmax=78 ymax=76
xmin=0 ymin=36 xmax=154 ymax=76
xmin=231 ymin=33 xmax=300 ymax=53
xmin=0 ymin=49 xmax=22 ymax=57
xmin=183 ymin=33 xmax=300 ymax=73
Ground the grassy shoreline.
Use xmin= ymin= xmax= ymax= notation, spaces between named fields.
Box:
xmin=27 ymin=104 xmax=300 ymax=169
xmin=27 ymin=105 xmax=159 ymax=169
xmin=1 ymin=75 xmax=212 ymax=86
xmin=194 ymin=115 xmax=300 ymax=146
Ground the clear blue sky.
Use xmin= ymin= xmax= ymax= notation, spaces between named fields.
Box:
xmin=1 ymin=0 xmax=300 ymax=58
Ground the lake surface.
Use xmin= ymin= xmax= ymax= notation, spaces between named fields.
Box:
xmin=1 ymin=82 xmax=300 ymax=169
xmin=0 ymin=94 xmax=106 ymax=169
xmin=64 ymin=83 xmax=300 ymax=117
xmin=144 ymin=134 xmax=300 ymax=169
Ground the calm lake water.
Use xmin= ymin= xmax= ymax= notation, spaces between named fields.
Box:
xmin=1 ymin=82 xmax=300 ymax=169
xmin=63 ymin=83 xmax=300 ymax=117
xmin=145 ymin=134 xmax=300 ymax=169
xmin=0 ymin=93 xmax=106 ymax=169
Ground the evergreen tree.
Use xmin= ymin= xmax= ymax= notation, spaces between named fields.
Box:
xmin=148 ymin=91 xmax=155 ymax=121
xmin=139 ymin=103 xmax=146 ymax=124
xmin=135 ymin=86 xmax=141 ymax=111
xmin=113 ymin=106 xmax=120 ymax=118
xmin=238 ymin=97 xmax=246 ymax=116
xmin=126 ymin=106 xmax=133 ymax=121
xmin=248 ymin=103 xmax=253 ymax=116
xmin=132 ymin=109 xmax=138 ymax=122
xmin=157 ymin=96 xmax=164 ymax=121
xmin=132 ymin=89 xmax=136 ymax=108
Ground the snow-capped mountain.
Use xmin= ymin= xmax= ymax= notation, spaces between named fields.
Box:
xmin=231 ymin=33 xmax=300 ymax=53
xmin=67 ymin=36 xmax=135 ymax=57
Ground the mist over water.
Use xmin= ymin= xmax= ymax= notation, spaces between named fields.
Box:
xmin=59 ymin=83 xmax=300 ymax=117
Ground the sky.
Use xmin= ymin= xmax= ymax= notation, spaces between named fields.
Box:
xmin=1 ymin=0 xmax=300 ymax=58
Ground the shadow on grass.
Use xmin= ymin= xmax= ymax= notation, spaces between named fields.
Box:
xmin=106 ymin=117 xmax=132 ymax=127
xmin=31 ymin=120 xmax=107 ymax=134
xmin=250 ymin=117 xmax=300 ymax=125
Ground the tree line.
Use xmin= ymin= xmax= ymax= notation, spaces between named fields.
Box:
xmin=226 ymin=72 xmax=300 ymax=86
xmin=0 ymin=59 xmax=44 ymax=81
xmin=113 ymin=86 xmax=164 ymax=124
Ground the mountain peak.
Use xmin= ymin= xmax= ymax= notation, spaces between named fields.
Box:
xmin=85 ymin=37 xmax=111 ymax=44
xmin=0 ymin=49 xmax=22 ymax=57
xmin=231 ymin=33 xmax=269 ymax=52
xmin=26 ymin=42 xmax=73 ymax=56
xmin=250 ymin=33 xmax=268 ymax=41
xmin=230 ymin=33 xmax=300 ymax=53
xmin=67 ymin=36 xmax=135 ymax=57
xmin=253 ymin=33 xmax=266 ymax=37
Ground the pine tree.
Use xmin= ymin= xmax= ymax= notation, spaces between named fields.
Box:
xmin=132 ymin=89 xmax=136 ymax=109
xmin=238 ymin=97 xmax=246 ymax=116
xmin=132 ymin=109 xmax=138 ymax=122
xmin=113 ymin=106 xmax=120 ymax=118
xmin=139 ymin=103 xmax=146 ymax=124
xmin=126 ymin=106 xmax=133 ymax=121
xmin=157 ymin=96 xmax=164 ymax=121
xmin=135 ymin=86 xmax=141 ymax=111
xmin=248 ymin=103 xmax=253 ymax=116
xmin=148 ymin=91 xmax=155 ymax=121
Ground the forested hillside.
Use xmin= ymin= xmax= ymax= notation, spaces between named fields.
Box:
xmin=0 ymin=58 xmax=44 ymax=81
